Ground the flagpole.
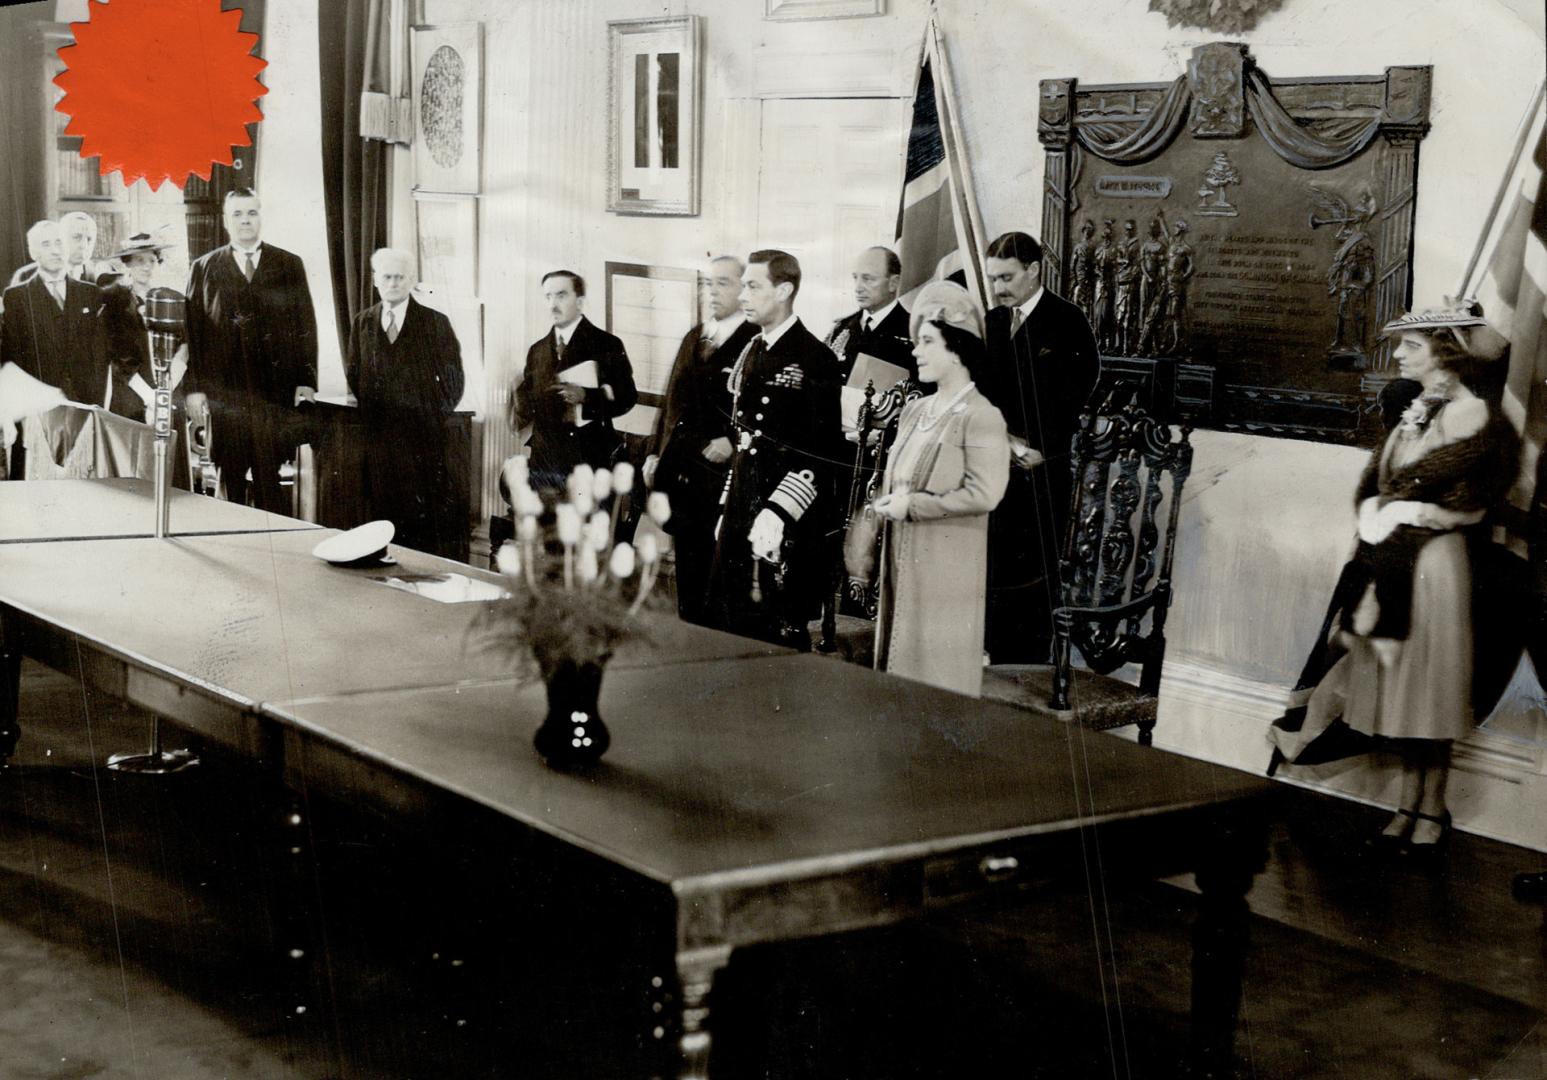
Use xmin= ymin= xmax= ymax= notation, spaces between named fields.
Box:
xmin=1459 ymin=80 xmax=1545 ymax=298
xmin=928 ymin=13 xmax=989 ymax=312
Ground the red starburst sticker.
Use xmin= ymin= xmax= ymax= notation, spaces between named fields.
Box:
xmin=54 ymin=0 xmax=267 ymax=191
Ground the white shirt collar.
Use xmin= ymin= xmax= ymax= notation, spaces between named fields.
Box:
xmin=862 ymin=299 xmax=899 ymax=329
xmin=231 ymin=243 xmax=262 ymax=268
xmin=760 ymin=312 xmax=799 ymax=350
xmin=37 ymin=269 xmax=67 ymax=286
xmin=381 ymin=297 xmax=410 ymax=329
xmin=555 ymin=317 xmax=582 ymax=345
xmin=706 ymin=312 xmax=745 ymax=345
xmin=67 ymin=264 xmax=86 ymax=281
xmin=1014 ymin=287 xmax=1045 ymax=325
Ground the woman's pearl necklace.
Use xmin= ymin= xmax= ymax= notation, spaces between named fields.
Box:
xmin=917 ymin=380 xmax=976 ymax=432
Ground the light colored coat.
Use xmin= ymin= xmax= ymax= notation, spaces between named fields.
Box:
xmin=874 ymin=387 xmax=1010 ymax=696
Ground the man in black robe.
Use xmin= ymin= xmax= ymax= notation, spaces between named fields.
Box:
xmin=346 ymin=248 xmax=466 ymax=556
xmin=182 ymin=188 xmax=318 ymax=513
xmin=707 ymin=249 xmax=842 ymax=651
xmin=645 ymin=255 xmax=758 ymax=624
xmin=979 ymin=231 xmax=1101 ymax=663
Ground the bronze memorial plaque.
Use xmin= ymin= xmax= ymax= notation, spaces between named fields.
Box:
xmin=1038 ymin=43 xmax=1431 ymax=443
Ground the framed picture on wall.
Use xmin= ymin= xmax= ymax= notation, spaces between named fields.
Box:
xmin=413 ymin=191 xmax=478 ymax=295
xmin=606 ymin=16 xmax=701 ymax=216
xmin=410 ymin=22 xmax=483 ymax=194
xmin=605 ymin=261 xmax=701 ymax=403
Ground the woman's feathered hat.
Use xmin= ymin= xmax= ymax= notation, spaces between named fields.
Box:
xmin=1380 ymin=298 xmax=1509 ymax=361
xmin=909 ymin=280 xmax=985 ymax=342
xmin=106 ymin=231 xmax=173 ymax=263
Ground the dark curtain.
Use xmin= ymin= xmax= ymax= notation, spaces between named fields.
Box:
xmin=0 ymin=5 xmax=50 ymax=283
xmin=319 ymin=0 xmax=390 ymax=358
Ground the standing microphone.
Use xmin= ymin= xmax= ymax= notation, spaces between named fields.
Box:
xmin=144 ymin=287 xmax=185 ymax=537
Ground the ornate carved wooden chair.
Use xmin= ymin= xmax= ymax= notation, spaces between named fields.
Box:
xmin=982 ymin=386 xmax=1193 ymax=744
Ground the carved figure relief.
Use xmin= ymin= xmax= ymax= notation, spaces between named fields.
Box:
xmin=1112 ymin=220 xmax=1141 ymax=355
xmin=1092 ymin=220 xmax=1117 ymax=352
xmin=1138 ymin=217 xmax=1167 ymax=343
xmin=1139 ymin=218 xmax=1195 ymax=357
xmin=1309 ymin=185 xmax=1379 ymax=368
xmin=1070 ymin=219 xmax=1097 ymax=325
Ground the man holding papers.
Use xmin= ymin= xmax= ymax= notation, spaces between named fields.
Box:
xmin=824 ymin=246 xmax=915 ymax=385
xmin=513 ymin=270 xmax=638 ymax=490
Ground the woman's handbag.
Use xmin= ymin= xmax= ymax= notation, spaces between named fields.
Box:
xmin=843 ymin=503 xmax=883 ymax=585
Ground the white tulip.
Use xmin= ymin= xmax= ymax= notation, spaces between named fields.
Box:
xmin=592 ymin=468 xmax=614 ymax=501
xmin=495 ymin=540 xmax=521 ymax=577
xmin=587 ymin=510 xmax=611 ymax=550
xmin=577 ymin=543 xmax=599 ymax=584
xmin=555 ymin=503 xmax=581 ymax=545
xmin=609 ymin=542 xmax=636 ymax=579
xmin=517 ymin=514 xmax=539 ymax=542
xmin=613 ymin=462 xmax=635 ymax=493
xmin=647 ymin=491 xmax=672 ymax=526
xmin=636 ymin=533 xmax=659 ymax=565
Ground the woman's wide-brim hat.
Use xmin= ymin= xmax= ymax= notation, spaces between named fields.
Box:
xmin=909 ymin=280 xmax=985 ymax=342
xmin=1380 ymin=298 xmax=1509 ymax=361
xmin=107 ymin=232 xmax=172 ymax=262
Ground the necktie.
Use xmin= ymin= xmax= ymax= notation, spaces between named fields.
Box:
xmin=1010 ymin=307 xmax=1025 ymax=338
xmin=385 ymin=308 xmax=399 ymax=344
xmin=243 ymin=252 xmax=256 ymax=282
xmin=862 ymin=314 xmax=872 ymax=334
xmin=48 ymin=279 xmax=65 ymax=309
xmin=555 ymin=333 xmax=566 ymax=363
xmin=696 ymin=329 xmax=715 ymax=362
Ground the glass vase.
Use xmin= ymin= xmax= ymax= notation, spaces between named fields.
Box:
xmin=533 ymin=657 xmax=611 ymax=768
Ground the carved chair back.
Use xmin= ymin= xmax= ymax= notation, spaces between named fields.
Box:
xmin=1051 ymin=386 xmax=1193 ymax=715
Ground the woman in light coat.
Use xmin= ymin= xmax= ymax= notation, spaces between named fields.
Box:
xmin=872 ymin=282 xmax=1010 ymax=696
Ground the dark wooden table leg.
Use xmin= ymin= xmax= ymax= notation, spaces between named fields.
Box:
xmin=657 ymin=944 xmax=731 ymax=1080
xmin=0 ymin=610 xmax=23 ymax=765
xmin=1189 ymin=806 xmax=1269 ymax=1079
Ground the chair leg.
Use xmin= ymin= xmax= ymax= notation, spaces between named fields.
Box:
xmin=1049 ymin=626 xmax=1073 ymax=711
xmin=1137 ymin=719 xmax=1156 ymax=747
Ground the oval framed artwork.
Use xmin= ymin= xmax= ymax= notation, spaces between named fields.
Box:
xmin=411 ymin=23 xmax=482 ymax=194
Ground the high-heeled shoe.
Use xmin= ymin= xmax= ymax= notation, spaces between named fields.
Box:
xmin=1403 ymin=809 xmax=1452 ymax=867
xmin=1366 ymin=807 xmax=1416 ymax=855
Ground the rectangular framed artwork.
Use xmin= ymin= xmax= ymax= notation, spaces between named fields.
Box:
xmin=606 ymin=16 xmax=702 ymax=216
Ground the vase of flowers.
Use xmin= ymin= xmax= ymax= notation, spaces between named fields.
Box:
xmin=472 ymin=457 xmax=671 ymax=769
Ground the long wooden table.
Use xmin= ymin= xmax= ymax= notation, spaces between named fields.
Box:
xmin=0 ymin=479 xmax=1274 ymax=1077
xmin=0 ymin=477 xmax=321 ymax=543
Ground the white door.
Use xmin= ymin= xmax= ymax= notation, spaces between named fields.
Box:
xmin=756 ymin=98 xmax=910 ymax=337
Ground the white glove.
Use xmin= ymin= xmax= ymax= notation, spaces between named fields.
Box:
xmin=643 ymin=454 xmax=659 ymax=489
xmin=749 ymin=508 xmax=785 ymax=562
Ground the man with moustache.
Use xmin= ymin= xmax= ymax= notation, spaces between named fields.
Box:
xmin=979 ymin=230 xmax=1100 ymax=663
xmin=645 ymin=255 xmax=758 ymax=624
xmin=7 ymin=211 xmax=107 ymax=291
xmin=346 ymin=248 xmax=466 ymax=557
xmin=707 ymin=249 xmax=842 ymax=651
xmin=824 ymin=246 xmax=915 ymax=383
xmin=513 ymin=270 xmax=637 ymax=491
xmin=182 ymin=188 xmax=318 ymax=513
xmin=0 ymin=220 xmax=107 ymax=417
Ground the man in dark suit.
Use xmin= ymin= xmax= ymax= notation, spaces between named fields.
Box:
xmin=182 ymin=188 xmax=318 ymax=513
xmin=824 ymin=246 xmax=915 ymax=383
xmin=707 ymin=249 xmax=843 ymax=651
xmin=513 ymin=270 xmax=638 ymax=491
xmin=644 ymin=255 xmax=759 ymax=624
xmin=979 ymin=231 xmax=1101 ymax=663
xmin=7 ymin=211 xmax=109 ymax=292
xmin=0 ymin=219 xmax=107 ymax=412
xmin=346 ymin=248 xmax=466 ymax=556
